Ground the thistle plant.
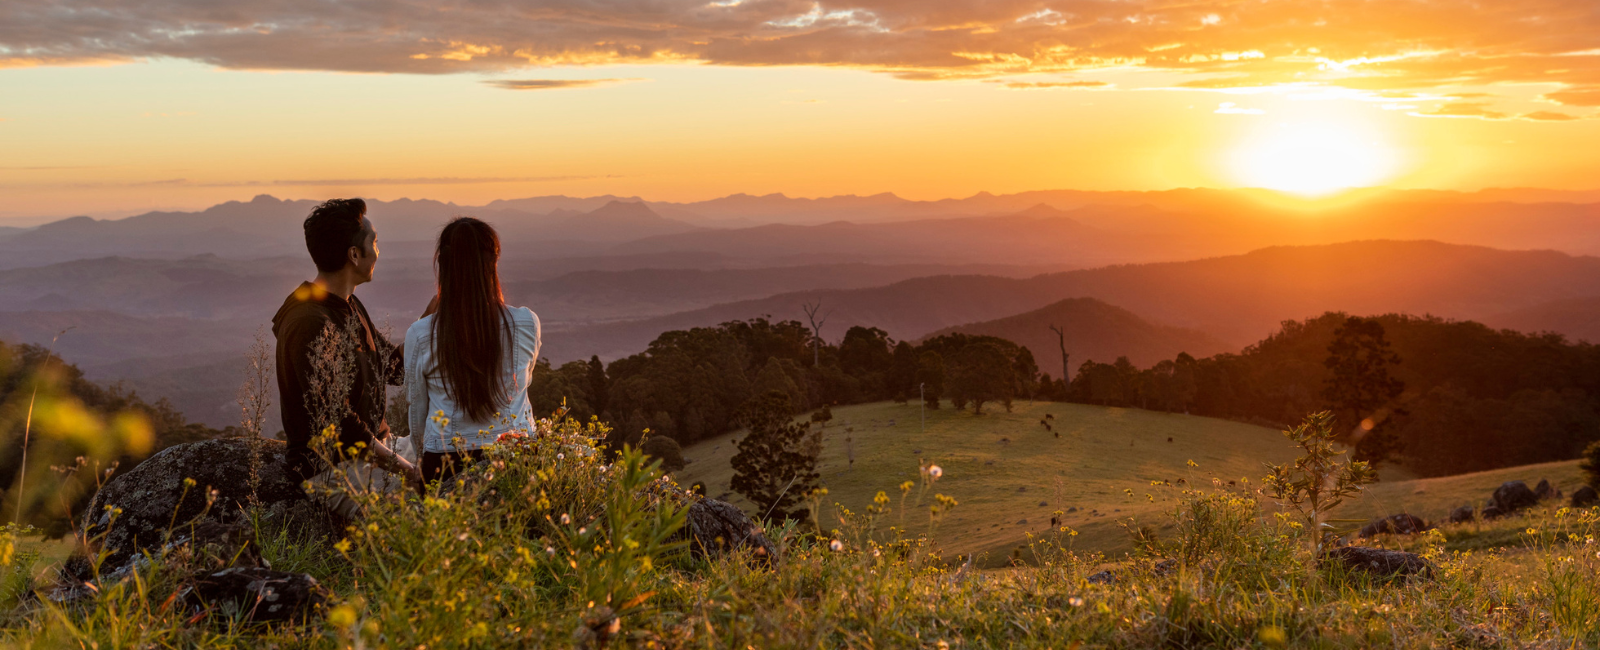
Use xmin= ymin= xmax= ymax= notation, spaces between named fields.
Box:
xmin=1263 ymin=410 xmax=1376 ymax=551
xmin=236 ymin=328 xmax=273 ymax=506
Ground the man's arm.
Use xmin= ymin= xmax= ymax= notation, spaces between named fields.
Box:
xmin=367 ymin=436 xmax=422 ymax=492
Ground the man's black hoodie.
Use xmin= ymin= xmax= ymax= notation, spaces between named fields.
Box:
xmin=272 ymin=281 xmax=402 ymax=480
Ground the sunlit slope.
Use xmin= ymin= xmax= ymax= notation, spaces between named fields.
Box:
xmin=674 ymin=401 xmax=1302 ymax=562
xmin=1331 ymin=460 xmax=1584 ymax=524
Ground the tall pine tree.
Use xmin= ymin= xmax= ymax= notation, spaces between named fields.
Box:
xmin=730 ymin=391 xmax=822 ymax=523
xmin=1322 ymin=316 xmax=1405 ymax=467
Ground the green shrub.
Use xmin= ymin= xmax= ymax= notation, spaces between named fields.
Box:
xmin=639 ymin=434 xmax=686 ymax=472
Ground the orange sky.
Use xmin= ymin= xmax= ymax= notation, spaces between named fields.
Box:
xmin=2 ymin=0 xmax=1598 ymax=221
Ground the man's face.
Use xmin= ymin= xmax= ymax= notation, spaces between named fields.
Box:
xmin=350 ymin=217 xmax=379 ymax=284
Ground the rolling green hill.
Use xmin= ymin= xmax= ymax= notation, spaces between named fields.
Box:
xmin=674 ymin=401 xmax=1304 ymax=563
xmin=674 ymin=400 xmax=1591 ymax=565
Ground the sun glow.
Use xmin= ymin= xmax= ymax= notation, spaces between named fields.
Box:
xmin=1227 ymin=119 xmax=1402 ymax=197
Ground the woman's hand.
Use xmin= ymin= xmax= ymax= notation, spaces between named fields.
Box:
xmin=421 ymin=295 xmax=439 ymax=319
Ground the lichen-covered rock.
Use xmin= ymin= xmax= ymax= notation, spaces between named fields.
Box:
xmin=1448 ymin=506 xmax=1475 ymax=524
xmin=184 ymin=567 xmax=327 ymax=622
xmin=1490 ymin=481 xmax=1539 ymax=515
xmin=81 ymin=438 xmax=338 ymax=568
xmin=1358 ymin=513 xmax=1430 ymax=538
xmin=1572 ymin=485 xmax=1599 ymax=508
xmin=1320 ymin=546 xmax=1432 ymax=578
xmin=681 ymin=498 xmax=777 ymax=565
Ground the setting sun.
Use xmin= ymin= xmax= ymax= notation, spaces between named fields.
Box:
xmin=1227 ymin=120 xmax=1403 ymax=197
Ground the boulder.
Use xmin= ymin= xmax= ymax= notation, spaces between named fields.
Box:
xmin=1534 ymin=479 xmax=1560 ymax=500
xmin=1320 ymin=546 xmax=1432 ymax=578
xmin=1357 ymin=513 xmax=1429 ymax=538
xmin=1481 ymin=505 xmax=1505 ymax=520
xmin=1448 ymin=506 xmax=1475 ymax=524
xmin=184 ymin=567 xmax=327 ymax=622
xmin=681 ymin=498 xmax=778 ymax=566
xmin=1572 ymin=485 xmax=1600 ymax=508
xmin=81 ymin=438 xmax=340 ymax=568
xmin=1490 ymin=481 xmax=1539 ymax=515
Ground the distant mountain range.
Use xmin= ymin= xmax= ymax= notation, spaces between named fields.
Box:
xmin=539 ymin=240 xmax=1600 ymax=363
xmin=921 ymin=297 xmax=1232 ymax=374
xmin=3 ymin=188 xmax=1597 ymax=270
xmin=1485 ymin=297 xmax=1600 ymax=344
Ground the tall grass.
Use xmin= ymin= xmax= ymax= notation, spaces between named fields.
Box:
xmin=7 ymin=407 xmax=1600 ymax=648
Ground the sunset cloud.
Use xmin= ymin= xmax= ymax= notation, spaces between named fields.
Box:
xmin=995 ymin=80 xmax=1109 ymax=90
xmin=2 ymin=0 xmax=1598 ymax=104
xmin=483 ymin=78 xmax=643 ymax=90
xmin=1411 ymin=103 xmax=1589 ymax=122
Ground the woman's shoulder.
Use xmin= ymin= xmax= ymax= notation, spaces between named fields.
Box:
xmin=507 ymin=305 xmax=539 ymax=326
xmin=405 ymin=315 xmax=435 ymax=343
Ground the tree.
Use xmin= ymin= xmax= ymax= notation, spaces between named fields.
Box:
xmin=586 ymin=355 xmax=609 ymax=416
xmin=838 ymin=326 xmax=893 ymax=377
xmin=802 ymin=301 xmax=830 ymax=367
xmin=917 ymin=351 xmax=945 ymax=409
xmin=1322 ymin=316 xmax=1405 ymax=467
xmin=1013 ymin=346 xmax=1039 ymax=403
xmin=752 ymin=357 xmax=805 ymax=413
xmin=889 ymin=341 xmax=919 ymax=399
xmin=1264 ymin=411 xmax=1377 ymax=551
xmin=1581 ymin=440 xmax=1600 ymax=490
xmin=810 ymin=403 xmax=833 ymax=428
xmin=730 ymin=391 xmax=822 ymax=522
xmin=947 ymin=342 xmax=1015 ymax=415
xmin=1048 ymin=324 xmax=1070 ymax=391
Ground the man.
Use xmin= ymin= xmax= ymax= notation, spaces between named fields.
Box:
xmin=273 ymin=198 xmax=421 ymax=516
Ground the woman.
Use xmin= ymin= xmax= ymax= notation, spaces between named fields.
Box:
xmin=405 ymin=217 xmax=541 ymax=484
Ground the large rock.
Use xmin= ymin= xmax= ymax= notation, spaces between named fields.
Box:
xmin=184 ymin=567 xmax=327 ymax=622
xmin=1357 ymin=513 xmax=1429 ymax=538
xmin=1490 ymin=481 xmax=1539 ymax=515
xmin=1448 ymin=506 xmax=1475 ymax=524
xmin=1320 ymin=546 xmax=1432 ymax=578
xmin=681 ymin=498 xmax=778 ymax=565
xmin=81 ymin=438 xmax=338 ymax=568
xmin=1534 ymin=479 xmax=1561 ymax=500
xmin=1572 ymin=485 xmax=1600 ymax=508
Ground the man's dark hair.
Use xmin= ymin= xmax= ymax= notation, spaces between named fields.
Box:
xmin=303 ymin=198 xmax=370 ymax=273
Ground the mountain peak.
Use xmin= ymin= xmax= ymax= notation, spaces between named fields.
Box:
xmin=589 ymin=200 xmax=661 ymax=219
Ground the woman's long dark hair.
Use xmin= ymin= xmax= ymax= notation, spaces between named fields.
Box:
xmin=432 ymin=217 xmax=509 ymax=422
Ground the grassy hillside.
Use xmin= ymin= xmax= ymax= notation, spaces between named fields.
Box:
xmin=674 ymin=400 xmax=1305 ymax=563
xmin=675 ymin=400 xmax=1592 ymax=565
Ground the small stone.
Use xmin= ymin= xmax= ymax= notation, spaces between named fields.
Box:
xmin=1038 ymin=501 xmax=1048 ymax=507
xmin=1357 ymin=513 xmax=1430 ymax=538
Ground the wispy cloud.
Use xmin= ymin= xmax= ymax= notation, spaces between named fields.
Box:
xmin=1411 ymin=102 xmax=1589 ymax=122
xmin=483 ymin=78 xmax=643 ymax=90
xmin=995 ymin=81 xmax=1109 ymax=90
xmin=0 ymin=175 xmax=622 ymax=189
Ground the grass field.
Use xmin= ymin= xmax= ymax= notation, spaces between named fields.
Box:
xmin=676 ymin=400 xmax=1307 ymax=563
xmin=675 ymin=400 xmax=1590 ymax=564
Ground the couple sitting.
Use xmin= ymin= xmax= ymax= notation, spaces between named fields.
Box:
xmin=271 ymin=198 xmax=540 ymax=517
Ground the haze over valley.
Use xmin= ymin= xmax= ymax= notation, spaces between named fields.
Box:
xmin=2 ymin=188 xmax=1597 ymax=432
